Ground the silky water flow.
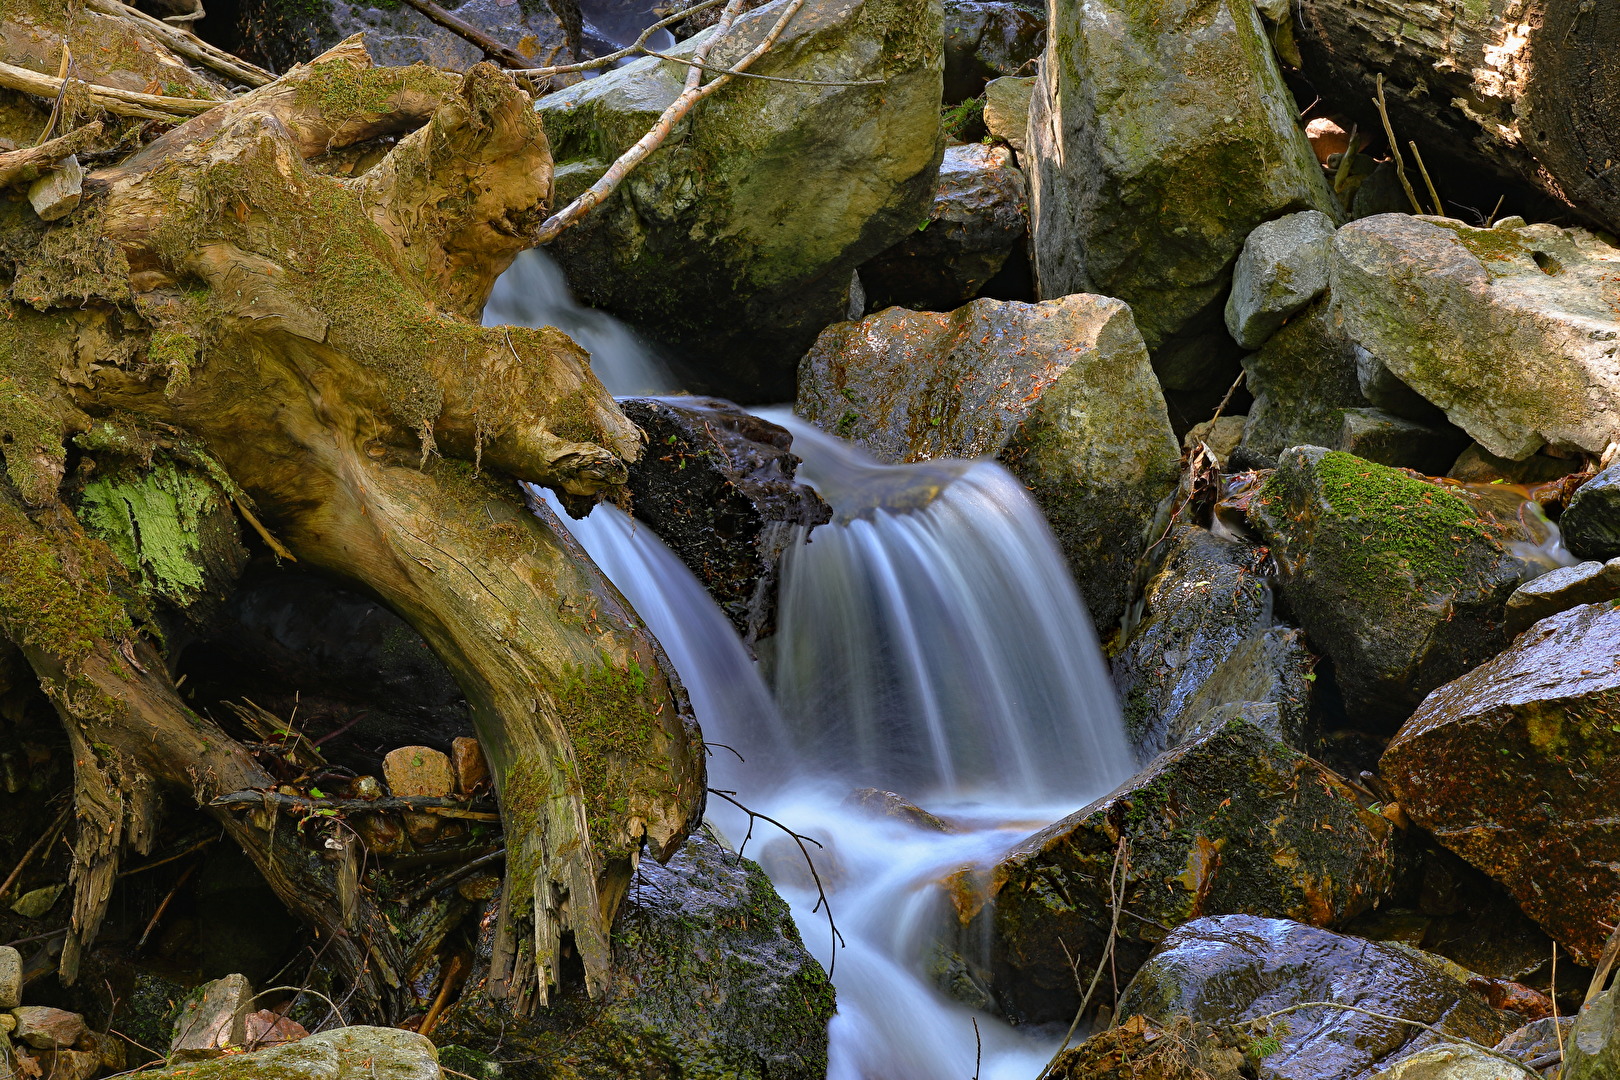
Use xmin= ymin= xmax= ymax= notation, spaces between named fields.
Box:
xmin=491 ymin=249 xmax=1137 ymax=1079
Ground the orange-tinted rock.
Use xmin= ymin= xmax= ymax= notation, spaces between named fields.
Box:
xmin=382 ymin=746 xmax=454 ymax=798
xmin=452 ymin=737 xmax=489 ymax=795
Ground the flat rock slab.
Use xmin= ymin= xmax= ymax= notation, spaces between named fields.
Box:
xmin=1382 ymin=601 xmax=1620 ymax=964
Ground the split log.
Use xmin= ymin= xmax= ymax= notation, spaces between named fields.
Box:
xmin=1292 ymin=0 xmax=1620 ymax=230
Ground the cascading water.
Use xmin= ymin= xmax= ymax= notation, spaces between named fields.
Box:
xmin=502 ymin=260 xmax=1136 ymax=1079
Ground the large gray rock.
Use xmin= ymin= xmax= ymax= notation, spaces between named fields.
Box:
xmin=1504 ymin=557 xmax=1620 ymax=635
xmin=1226 ymin=210 xmax=1337 ymax=349
xmin=536 ymin=0 xmax=945 ymax=402
xmin=1027 ymin=0 xmax=1336 ymax=379
xmin=796 ymin=294 xmax=1178 ymax=630
xmin=1121 ymin=916 xmax=1513 ymax=1080
xmin=135 ymin=1026 xmax=441 ymax=1079
xmin=1112 ymin=526 xmax=1314 ymax=756
xmin=957 ymin=717 xmax=1399 ymax=1024
xmin=857 ymin=143 xmax=1028 ymax=313
xmin=1328 ymin=215 xmax=1620 ymax=460
xmin=1562 ymin=462 xmax=1620 ymax=560
xmin=942 ymin=0 xmax=1045 ymax=103
xmin=983 ymin=75 xmax=1033 ymax=152
xmin=1563 ymin=986 xmax=1620 ymax=1080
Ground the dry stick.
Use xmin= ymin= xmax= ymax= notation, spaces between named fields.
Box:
xmin=637 ymin=51 xmax=883 ymax=86
xmin=707 ymin=787 xmax=845 ymax=974
xmin=136 ymin=860 xmax=198 ymax=949
xmin=535 ymin=0 xmax=808 ymax=245
xmin=211 ymin=789 xmax=500 ymax=820
xmin=1581 ymin=917 xmax=1620 ymax=1006
xmin=971 ymin=1016 xmax=982 ymax=1080
xmin=393 ymin=0 xmax=535 ymax=69
xmin=0 ymin=802 xmax=72 ymax=901
xmin=1373 ymin=73 xmax=1424 ymax=216
xmin=116 ymin=834 xmax=217 ymax=878
xmin=1409 ymin=140 xmax=1443 ymax=216
xmin=83 ymin=0 xmax=273 ymax=86
xmin=1228 ymin=1002 xmax=1540 ymax=1076
xmin=1039 ymin=837 xmax=1129 ymax=1079
xmin=1486 ymin=194 xmax=1506 ymax=226
xmin=1551 ymin=942 xmax=1564 ymax=1065
xmin=0 ymin=59 xmax=217 ymax=120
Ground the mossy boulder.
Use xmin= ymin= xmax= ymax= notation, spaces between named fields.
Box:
xmin=956 ymin=715 xmax=1399 ymax=1024
xmin=1112 ymin=525 xmax=1315 ymax=757
xmin=130 ymin=1026 xmax=441 ymax=1079
xmin=1120 ymin=915 xmax=1513 ymax=1080
xmin=536 ymin=0 xmax=945 ymax=402
xmin=1562 ymin=462 xmax=1620 ymax=561
xmin=1248 ymin=447 xmax=1530 ymax=726
xmin=433 ymin=829 xmax=835 ymax=1080
xmin=796 ymin=293 xmax=1178 ymax=630
xmin=1026 ymin=0 xmax=1337 ymax=383
xmin=1328 ymin=215 xmax=1620 ymax=460
xmin=1380 ymin=601 xmax=1620 ymax=965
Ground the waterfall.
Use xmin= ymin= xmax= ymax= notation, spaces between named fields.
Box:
xmin=496 ymin=256 xmax=1135 ymax=1080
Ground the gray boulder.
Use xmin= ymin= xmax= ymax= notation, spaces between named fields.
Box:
xmin=1336 ymin=407 xmax=1470 ymax=478
xmin=1027 ymin=0 xmax=1336 ymax=382
xmin=796 ymin=294 xmax=1179 ymax=630
xmin=1122 ymin=916 xmax=1513 ymax=1080
xmin=1562 ymin=462 xmax=1620 ymax=560
xmin=858 ymin=143 xmax=1028 ymax=313
xmin=1504 ymin=557 xmax=1620 ymax=635
xmin=983 ymin=75 xmax=1033 ymax=152
xmin=1226 ymin=210 xmax=1337 ymax=349
xmin=132 ymin=1026 xmax=441 ymax=1079
xmin=943 ymin=0 xmax=1045 ymax=104
xmin=1328 ymin=215 xmax=1620 ymax=460
xmin=1564 ymin=986 xmax=1620 ymax=1080
xmin=536 ymin=0 xmax=945 ymax=402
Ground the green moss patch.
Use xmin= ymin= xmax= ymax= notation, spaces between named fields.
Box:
xmin=78 ymin=458 xmax=229 ymax=606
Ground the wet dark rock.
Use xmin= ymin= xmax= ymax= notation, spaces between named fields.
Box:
xmin=1336 ymin=408 xmax=1471 ymax=477
xmin=1120 ymin=915 xmax=1513 ymax=1080
xmin=858 ymin=144 xmax=1029 ymax=314
xmin=435 ymin=829 xmax=833 ymax=1080
xmin=797 ymin=294 xmax=1179 ymax=631
xmin=1381 ymin=601 xmax=1620 ymax=964
xmin=1112 ymin=526 xmax=1315 ymax=756
xmin=1562 ymin=463 xmax=1620 ymax=560
xmin=179 ymin=569 xmax=474 ymax=775
xmin=619 ymin=398 xmax=829 ymax=643
xmin=1504 ymin=557 xmax=1620 ymax=635
xmin=960 ymin=716 xmax=1398 ymax=1025
xmin=1496 ymin=1017 xmax=1573 ymax=1078
xmin=943 ymin=0 xmax=1045 ymax=104
xmin=1249 ymin=447 xmax=1531 ymax=726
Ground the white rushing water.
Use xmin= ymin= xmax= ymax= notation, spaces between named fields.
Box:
xmin=504 ymin=260 xmax=1135 ymax=1080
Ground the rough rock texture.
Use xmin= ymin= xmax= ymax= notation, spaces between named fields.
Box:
xmin=1044 ymin=1015 xmax=1251 ymax=1080
xmin=537 ymin=0 xmax=945 ymax=402
xmin=620 ymin=397 xmax=830 ymax=644
xmin=381 ymin=747 xmax=455 ymax=798
xmin=984 ymin=75 xmax=1033 ymax=153
xmin=0 ymin=945 xmax=18 ymax=1009
xmin=1329 ymin=215 xmax=1620 ymax=460
xmin=1504 ymin=558 xmax=1620 ymax=635
xmin=797 ymin=294 xmax=1178 ymax=630
xmin=858 ymin=143 xmax=1029 ymax=313
xmin=1121 ymin=916 xmax=1513 ymax=1080
xmin=1027 ymin=0 xmax=1336 ymax=379
xmin=1562 ymin=463 xmax=1620 ymax=560
xmin=434 ymin=830 xmax=835 ymax=1080
xmin=1563 ymin=986 xmax=1619 ymax=1080
xmin=958 ymin=716 xmax=1398 ymax=1024
xmin=1226 ymin=210 xmax=1337 ymax=349
xmin=1249 ymin=448 xmax=1530 ymax=725
xmin=1369 ymin=1045 xmax=1532 ymax=1079
xmin=169 ymin=974 xmax=252 ymax=1060
xmin=136 ymin=1025 xmax=441 ymax=1079
xmin=1336 ymin=409 xmax=1471 ymax=478
xmin=942 ymin=0 xmax=1045 ymax=103
xmin=1495 ymin=1017 xmax=1572 ymax=1078
xmin=1381 ymin=601 xmax=1620 ymax=964
xmin=1112 ymin=526 xmax=1314 ymax=756
xmin=12 ymin=1006 xmax=86 ymax=1050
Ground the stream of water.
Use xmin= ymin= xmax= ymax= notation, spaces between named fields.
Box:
xmin=494 ymin=249 xmax=1136 ymax=1080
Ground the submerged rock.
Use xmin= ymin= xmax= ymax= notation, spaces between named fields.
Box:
xmin=434 ymin=829 xmax=834 ymax=1080
xmin=796 ymin=294 xmax=1179 ymax=630
xmin=1225 ymin=210 xmax=1337 ymax=350
xmin=536 ymin=0 xmax=945 ymax=402
xmin=1562 ymin=462 xmax=1620 ymax=560
xmin=620 ymin=397 xmax=830 ymax=643
xmin=1329 ymin=215 xmax=1620 ymax=460
xmin=960 ymin=716 xmax=1398 ymax=1024
xmin=1027 ymin=0 xmax=1336 ymax=380
xmin=1380 ymin=601 xmax=1620 ymax=964
xmin=943 ymin=0 xmax=1045 ymax=104
xmin=858 ymin=143 xmax=1029 ymax=314
xmin=1112 ymin=526 xmax=1314 ymax=756
xmin=1121 ymin=915 xmax=1512 ymax=1080
xmin=1249 ymin=448 xmax=1530 ymax=725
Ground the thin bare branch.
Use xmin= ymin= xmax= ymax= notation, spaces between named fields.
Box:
xmin=1040 ymin=837 xmax=1129 ymax=1078
xmin=1373 ymin=73 xmax=1424 ymax=216
xmin=83 ymin=0 xmax=273 ymax=86
xmin=393 ymin=0 xmax=536 ymax=69
xmin=0 ymin=59 xmax=221 ymax=120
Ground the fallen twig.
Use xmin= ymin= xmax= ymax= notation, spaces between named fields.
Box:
xmin=707 ymin=787 xmax=845 ymax=974
xmin=0 ymin=59 xmax=219 ymax=120
xmin=1227 ymin=1001 xmax=1540 ymax=1076
xmin=394 ymin=0 xmax=535 ymax=69
xmin=1373 ymin=73 xmax=1424 ymax=216
xmin=210 ymin=790 xmax=500 ymax=821
xmin=83 ymin=0 xmax=272 ymax=86
xmin=1409 ymin=140 xmax=1443 ymax=216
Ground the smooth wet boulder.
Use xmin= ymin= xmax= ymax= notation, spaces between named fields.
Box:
xmin=943 ymin=0 xmax=1045 ymax=103
xmin=1562 ymin=462 xmax=1620 ymax=560
xmin=1380 ymin=601 xmax=1620 ymax=964
xmin=1121 ymin=915 xmax=1513 ymax=1080
xmin=1226 ymin=210 xmax=1337 ymax=350
xmin=434 ymin=829 xmax=835 ymax=1080
xmin=1249 ymin=448 xmax=1530 ymax=725
xmin=797 ymin=294 xmax=1178 ymax=629
xmin=620 ymin=398 xmax=830 ymax=644
xmin=1328 ymin=216 xmax=1620 ymax=460
xmin=1112 ymin=526 xmax=1314 ymax=756
xmin=857 ymin=144 xmax=1028 ymax=313
xmin=1503 ymin=557 xmax=1620 ymax=635
xmin=536 ymin=0 xmax=945 ymax=403
xmin=1026 ymin=0 xmax=1336 ymax=378
xmin=959 ymin=716 xmax=1398 ymax=1024
xmin=131 ymin=1026 xmax=441 ymax=1079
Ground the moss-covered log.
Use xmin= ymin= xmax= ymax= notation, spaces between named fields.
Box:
xmin=0 ymin=26 xmax=703 ymax=1019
